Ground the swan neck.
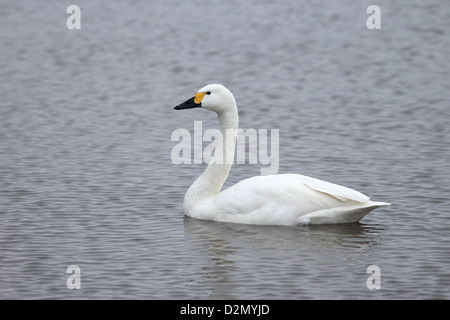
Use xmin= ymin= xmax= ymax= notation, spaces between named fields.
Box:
xmin=184 ymin=107 xmax=238 ymax=211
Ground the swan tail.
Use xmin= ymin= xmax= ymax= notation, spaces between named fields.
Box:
xmin=297 ymin=201 xmax=390 ymax=225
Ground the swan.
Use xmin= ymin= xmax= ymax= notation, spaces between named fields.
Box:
xmin=174 ymin=84 xmax=390 ymax=225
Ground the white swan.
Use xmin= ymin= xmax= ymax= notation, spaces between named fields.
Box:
xmin=174 ymin=84 xmax=390 ymax=225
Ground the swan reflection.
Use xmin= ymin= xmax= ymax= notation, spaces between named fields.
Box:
xmin=183 ymin=217 xmax=383 ymax=299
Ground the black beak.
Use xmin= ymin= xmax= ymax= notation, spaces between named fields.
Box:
xmin=174 ymin=96 xmax=201 ymax=110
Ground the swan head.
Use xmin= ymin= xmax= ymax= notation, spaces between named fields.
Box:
xmin=174 ymin=84 xmax=236 ymax=114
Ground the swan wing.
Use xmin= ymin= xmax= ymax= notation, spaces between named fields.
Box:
xmin=217 ymin=174 xmax=370 ymax=212
xmin=208 ymin=174 xmax=386 ymax=225
xmin=299 ymin=175 xmax=370 ymax=202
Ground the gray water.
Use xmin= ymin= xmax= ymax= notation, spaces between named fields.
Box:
xmin=1 ymin=0 xmax=449 ymax=299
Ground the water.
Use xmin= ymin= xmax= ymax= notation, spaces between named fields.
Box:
xmin=1 ymin=0 xmax=449 ymax=299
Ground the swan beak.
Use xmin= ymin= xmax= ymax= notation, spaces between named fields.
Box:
xmin=174 ymin=95 xmax=202 ymax=110
xmin=174 ymin=92 xmax=206 ymax=110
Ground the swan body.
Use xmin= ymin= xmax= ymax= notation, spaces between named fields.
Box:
xmin=174 ymin=84 xmax=390 ymax=225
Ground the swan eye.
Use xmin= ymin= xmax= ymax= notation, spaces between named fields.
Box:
xmin=206 ymin=91 xmax=211 ymax=95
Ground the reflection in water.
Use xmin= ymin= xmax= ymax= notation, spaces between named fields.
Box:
xmin=183 ymin=217 xmax=383 ymax=299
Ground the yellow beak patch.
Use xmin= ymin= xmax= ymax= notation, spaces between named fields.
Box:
xmin=194 ymin=92 xmax=207 ymax=104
